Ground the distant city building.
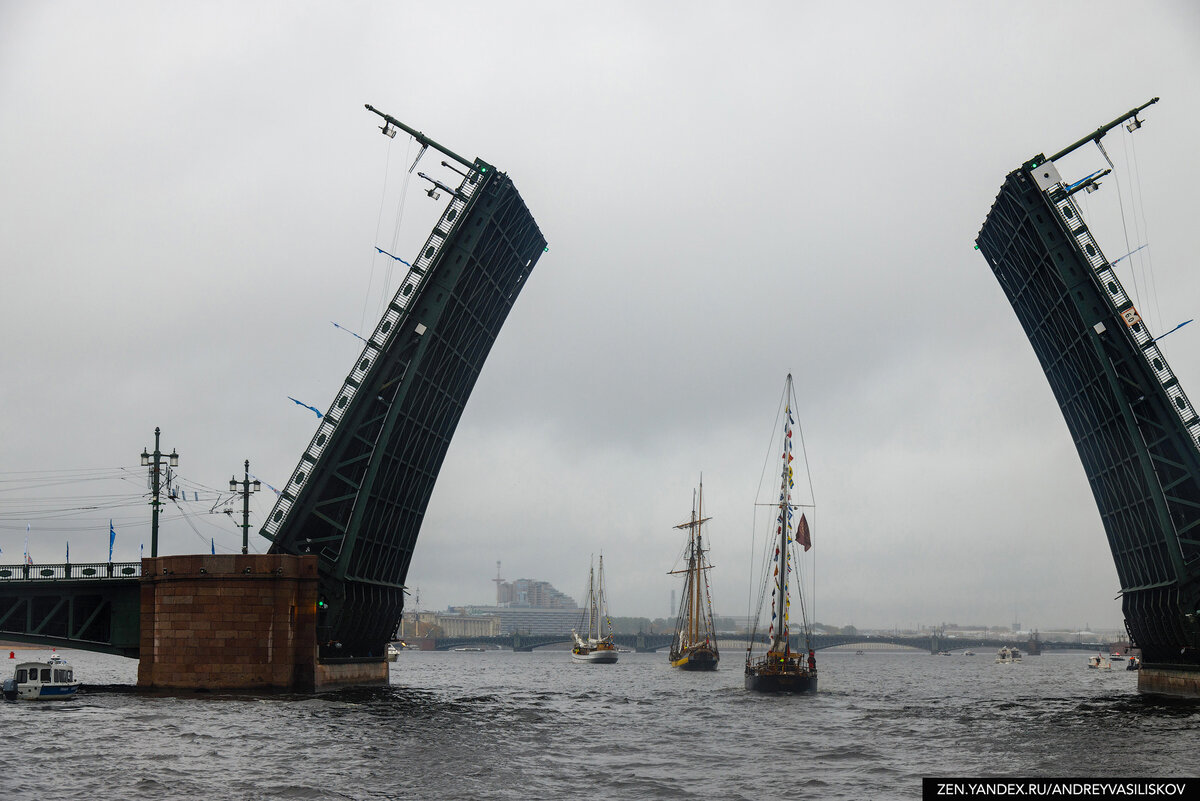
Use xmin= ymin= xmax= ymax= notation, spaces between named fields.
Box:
xmin=495 ymin=578 xmax=577 ymax=609
xmin=453 ymin=605 xmax=583 ymax=635
xmin=437 ymin=614 xmax=500 ymax=638
xmin=398 ymin=611 xmax=500 ymax=639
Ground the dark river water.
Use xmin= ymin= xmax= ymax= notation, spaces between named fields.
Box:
xmin=1 ymin=647 xmax=1196 ymax=800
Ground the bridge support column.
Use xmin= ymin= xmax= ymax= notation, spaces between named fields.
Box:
xmin=1139 ymin=665 xmax=1200 ymax=698
xmin=138 ymin=554 xmax=386 ymax=691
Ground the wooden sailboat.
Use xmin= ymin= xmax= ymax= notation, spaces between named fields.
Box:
xmin=571 ymin=555 xmax=618 ymax=663
xmin=745 ymin=374 xmax=817 ymax=693
xmin=669 ymin=480 xmax=720 ymax=670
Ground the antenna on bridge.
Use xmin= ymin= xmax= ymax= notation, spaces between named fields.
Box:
xmin=364 ymin=104 xmax=492 ymax=175
xmin=1032 ymin=97 xmax=1159 ymax=169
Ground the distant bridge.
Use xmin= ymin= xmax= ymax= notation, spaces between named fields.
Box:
xmin=417 ymin=632 xmax=1098 ymax=654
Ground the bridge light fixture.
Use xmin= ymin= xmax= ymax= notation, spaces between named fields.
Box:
xmin=140 ymin=427 xmax=178 ymax=558
xmin=231 ymin=459 xmax=260 ymax=555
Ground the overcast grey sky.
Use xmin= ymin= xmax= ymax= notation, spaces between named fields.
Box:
xmin=2 ymin=1 xmax=1199 ymax=631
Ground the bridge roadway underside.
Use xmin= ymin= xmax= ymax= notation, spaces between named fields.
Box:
xmin=0 ymin=564 xmax=141 ymax=657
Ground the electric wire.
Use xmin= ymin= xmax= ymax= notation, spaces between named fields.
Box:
xmin=361 ymin=139 xmax=394 ymax=338
xmin=1128 ymin=129 xmax=1163 ymax=332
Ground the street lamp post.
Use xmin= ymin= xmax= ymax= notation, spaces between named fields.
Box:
xmin=230 ymin=460 xmax=261 ymax=554
xmin=140 ymin=426 xmax=178 ymax=559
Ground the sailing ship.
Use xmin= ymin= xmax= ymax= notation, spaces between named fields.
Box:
xmin=669 ymin=480 xmax=720 ymax=670
xmin=745 ymin=374 xmax=818 ymax=693
xmin=571 ymin=555 xmax=618 ymax=663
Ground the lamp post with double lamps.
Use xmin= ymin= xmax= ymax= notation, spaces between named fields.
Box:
xmin=140 ymin=427 xmax=178 ymax=559
xmin=230 ymin=460 xmax=261 ymax=554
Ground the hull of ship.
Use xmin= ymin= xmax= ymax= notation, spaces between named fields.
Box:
xmin=572 ymin=648 xmax=618 ymax=664
xmin=744 ymin=669 xmax=817 ymax=693
xmin=670 ymin=647 xmax=719 ymax=671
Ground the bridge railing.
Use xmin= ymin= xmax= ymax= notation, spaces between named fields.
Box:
xmin=261 ymin=163 xmax=488 ymax=546
xmin=1047 ymin=185 xmax=1200 ymax=448
xmin=0 ymin=562 xmax=142 ymax=581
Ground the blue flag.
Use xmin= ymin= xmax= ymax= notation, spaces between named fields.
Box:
xmin=66 ymin=541 xmax=69 ymax=563
xmin=109 ymin=520 xmax=115 ymax=562
xmin=211 ymin=538 xmax=215 ymax=555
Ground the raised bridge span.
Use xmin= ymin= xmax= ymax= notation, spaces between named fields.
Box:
xmin=0 ymin=109 xmax=546 ymax=670
xmin=977 ymin=99 xmax=1200 ymax=694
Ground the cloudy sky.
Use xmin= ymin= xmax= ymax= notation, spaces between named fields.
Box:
xmin=2 ymin=2 xmax=1199 ymax=632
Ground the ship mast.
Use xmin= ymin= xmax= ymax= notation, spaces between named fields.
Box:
xmin=770 ymin=374 xmax=795 ymax=655
xmin=693 ymin=482 xmax=703 ymax=647
xmin=672 ymin=482 xmax=712 ymax=649
xmin=597 ymin=554 xmax=608 ymax=640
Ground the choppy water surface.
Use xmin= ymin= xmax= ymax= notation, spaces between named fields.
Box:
xmin=1 ymin=647 xmax=1196 ymax=800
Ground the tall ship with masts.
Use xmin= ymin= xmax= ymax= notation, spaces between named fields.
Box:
xmin=745 ymin=374 xmax=817 ymax=692
xmin=571 ymin=555 xmax=618 ymax=663
xmin=669 ymin=481 xmax=720 ymax=670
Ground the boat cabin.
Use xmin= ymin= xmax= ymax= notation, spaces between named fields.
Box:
xmin=3 ymin=654 xmax=80 ymax=701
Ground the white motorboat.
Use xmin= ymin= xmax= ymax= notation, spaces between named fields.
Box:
xmin=995 ymin=647 xmax=1021 ymax=664
xmin=3 ymin=653 xmax=80 ymax=701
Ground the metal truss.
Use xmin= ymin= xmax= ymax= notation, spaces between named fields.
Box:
xmin=978 ymin=158 xmax=1200 ymax=665
xmin=264 ymin=159 xmax=547 ymax=657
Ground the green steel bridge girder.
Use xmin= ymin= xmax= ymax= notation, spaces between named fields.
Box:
xmin=0 ymin=573 xmax=141 ymax=657
xmin=265 ymin=164 xmax=547 ymax=657
xmin=976 ymin=159 xmax=1200 ymax=664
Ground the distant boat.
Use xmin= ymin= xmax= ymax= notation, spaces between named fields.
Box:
xmin=964 ymin=650 xmax=976 ymax=656
xmin=3 ymin=653 xmax=80 ymax=701
xmin=995 ymin=646 xmax=1022 ymax=664
xmin=745 ymin=374 xmax=818 ymax=693
xmin=454 ymin=647 xmax=486 ymax=653
xmin=571 ymin=555 xmax=618 ymax=664
xmin=386 ymin=643 xmax=400 ymax=661
xmin=668 ymin=479 xmax=719 ymax=671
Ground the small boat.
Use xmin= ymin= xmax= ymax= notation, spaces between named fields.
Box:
xmin=1088 ymin=653 xmax=1112 ymax=670
xmin=1109 ymin=652 xmax=1126 ymax=661
xmin=855 ymin=650 xmax=864 ymax=656
xmin=745 ymin=375 xmax=817 ymax=693
xmin=3 ymin=653 xmax=80 ymax=701
xmin=1126 ymin=656 xmax=1141 ymax=670
xmin=937 ymin=650 xmax=952 ymax=656
xmin=453 ymin=647 xmax=486 ymax=652
xmin=386 ymin=643 xmax=400 ymax=661
xmin=668 ymin=479 xmax=720 ymax=671
xmin=995 ymin=646 xmax=1021 ymax=664
xmin=964 ymin=650 xmax=976 ymax=656
xmin=571 ymin=555 xmax=618 ymax=664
